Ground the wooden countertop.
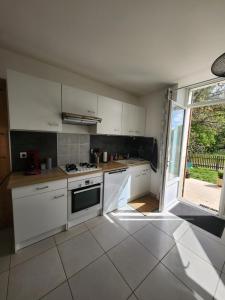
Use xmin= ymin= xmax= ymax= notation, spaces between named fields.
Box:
xmin=8 ymin=160 xmax=150 ymax=189
xmin=98 ymin=161 xmax=128 ymax=172
xmin=7 ymin=168 xmax=67 ymax=189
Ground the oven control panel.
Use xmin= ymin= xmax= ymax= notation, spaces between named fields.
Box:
xmin=68 ymin=175 xmax=103 ymax=190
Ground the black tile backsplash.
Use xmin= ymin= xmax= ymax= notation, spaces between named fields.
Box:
xmin=10 ymin=131 xmax=57 ymax=171
xmin=90 ymin=135 xmax=153 ymax=161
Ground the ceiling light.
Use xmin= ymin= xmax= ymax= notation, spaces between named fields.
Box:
xmin=211 ymin=53 xmax=225 ymax=77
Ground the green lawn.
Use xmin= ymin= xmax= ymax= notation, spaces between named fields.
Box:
xmin=190 ymin=167 xmax=218 ymax=184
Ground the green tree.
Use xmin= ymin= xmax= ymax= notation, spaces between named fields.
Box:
xmin=189 ymin=85 xmax=225 ymax=154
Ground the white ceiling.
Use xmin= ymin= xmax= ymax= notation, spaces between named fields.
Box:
xmin=0 ymin=0 xmax=225 ymax=96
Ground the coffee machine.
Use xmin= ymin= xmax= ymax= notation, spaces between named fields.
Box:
xmin=25 ymin=150 xmax=41 ymax=175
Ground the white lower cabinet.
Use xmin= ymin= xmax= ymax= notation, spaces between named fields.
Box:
xmin=12 ymin=180 xmax=67 ymax=251
xmin=130 ymin=164 xmax=151 ymax=200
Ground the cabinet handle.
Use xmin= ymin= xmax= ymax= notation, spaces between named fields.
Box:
xmin=36 ymin=186 xmax=49 ymax=190
xmin=54 ymin=194 xmax=65 ymax=199
xmin=87 ymin=110 xmax=95 ymax=114
xmin=48 ymin=122 xmax=59 ymax=126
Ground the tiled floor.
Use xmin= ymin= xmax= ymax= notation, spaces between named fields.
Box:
xmin=1 ymin=204 xmax=225 ymax=300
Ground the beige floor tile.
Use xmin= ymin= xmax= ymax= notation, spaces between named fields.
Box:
xmin=11 ymin=237 xmax=55 ymax=267
xmin=135 ymin=263 xmax=202 ymax=300
xmin=69 ymin=255 xmax=131 ymax=300
xmin=0 ymin=271 xmax=9 ymax=300
xmin=108 ymin=236 xmax=158 ymax=290
xmin=90 ymin=219 xmax=129 ymax=251
xmin=58 ymin=231 xmax=104 ymax=278
xmin=42 ymin=281 xmax=73 ymax=300
xmin=133 ymin=223 xmax=175 ymax=260
xmin=8 ymin=247 xmax=66 ymax=300
xmin=162 ymin=243 xmax=220 ymax=300
xmin=214 ymin=272 xmax=225 ymax=300
xmin=54 ymin=223 xmax=88 ymax=245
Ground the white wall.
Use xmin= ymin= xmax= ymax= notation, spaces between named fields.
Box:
xmin=140 ymin=88 xmax=167 ymax=199
xmin=0 ymin=48 xmax=138 ymax=105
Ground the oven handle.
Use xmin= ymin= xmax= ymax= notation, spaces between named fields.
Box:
xmin=72 ymin=184 xmax=101 ymax=194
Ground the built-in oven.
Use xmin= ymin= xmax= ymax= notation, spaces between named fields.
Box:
xmin=67 ymin=173 xmax=103 ymax=227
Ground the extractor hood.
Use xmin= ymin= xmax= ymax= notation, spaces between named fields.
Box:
xmin=62 ymin=112 xmax=102 ymax=126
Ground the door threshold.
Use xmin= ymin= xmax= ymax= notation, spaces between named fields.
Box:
xmin=179 ymin=197 xmax=220 ymax=217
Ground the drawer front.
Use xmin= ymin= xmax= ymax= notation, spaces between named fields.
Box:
xmin=12 ymin=179 xmax=67 ymax=199
xmin=13 ymin=188 xmax=67 ymax=243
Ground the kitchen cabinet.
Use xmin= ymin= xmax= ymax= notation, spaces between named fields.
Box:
xmin=62 ymin=85 xmax=98 ymax=117
xmin=7 ymin=70 xmax=62 ymax=132
xmin=97 ymin=96 xmax=122 ymax=135
xmin=130 ymin=164 xmax=150 ymax=200
xmin=122 ymin=103 xmax=145 ymax=136
xmin=12 ymin=179 xmax=67 ymax=251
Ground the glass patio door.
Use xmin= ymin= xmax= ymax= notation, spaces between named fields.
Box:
xmin=219 ymin=165 xmax=225 ymax=219
xmin=161 ymin=100 xmax=186 ymax=210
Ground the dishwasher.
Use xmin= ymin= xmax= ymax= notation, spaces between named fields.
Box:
xmin=103 ymin=168 xmax=130 ymax=214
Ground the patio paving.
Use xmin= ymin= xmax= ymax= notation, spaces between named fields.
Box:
xmin=183 ymin=178 xmax=221 ymax=211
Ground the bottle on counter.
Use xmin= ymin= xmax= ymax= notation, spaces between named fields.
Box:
xmin=47 ymin=157 xmax=52 ymax=170
xmin=103 ymin=151 xmax=108 ymax=163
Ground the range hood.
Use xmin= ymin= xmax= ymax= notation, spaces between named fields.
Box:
xmin=62 ymin=112 xmax=102 ymax=126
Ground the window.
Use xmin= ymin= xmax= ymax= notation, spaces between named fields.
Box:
xmin=190 ymin=81 xmax=225 ymax=104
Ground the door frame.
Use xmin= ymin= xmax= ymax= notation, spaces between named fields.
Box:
xmin=162 ymin=80 xmax=225 ymax=219
xmin=160 ymin=99 xmax=187 ymax=211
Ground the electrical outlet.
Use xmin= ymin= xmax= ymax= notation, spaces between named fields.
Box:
xmin=20 ymin=152 xmax=27 ymax=159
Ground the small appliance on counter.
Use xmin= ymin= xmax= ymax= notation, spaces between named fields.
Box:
xmin=103 ymin=151 xmax=108 ymax=163
xmin=25 ymin=150 xmax=41 ymax=175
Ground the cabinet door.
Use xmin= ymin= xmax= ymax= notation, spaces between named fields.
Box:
xmin=122 ymin=103 xmax=146 ymax=136
xmin=130 ymin=165 xmax=150 ymax=199
xmin=97 ymin=96 xmax=122 ymax=135
xmin=13 ymin=189 xmax=67 ymax=244
xmin=122 ymin=103 xmax=135 ymax=135
xmin=135 ymin=106 xmax=146 ymax=136
xmin=140 ymin=166 xmax=151 ymax=195
xmin=130 ymin=166 xmax=141 ymax=199
xmin=62 ymin=85 xmax=97 ymax=117
xmin=7 ymin=70 xmax=62 ymax=132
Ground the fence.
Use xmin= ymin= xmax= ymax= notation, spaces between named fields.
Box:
xmin=189 ymin=154 xmax=225 ymax=171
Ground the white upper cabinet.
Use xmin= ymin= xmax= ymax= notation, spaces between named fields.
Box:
xmin=7 ymin=70 xmax=62 ymax=132
xmin=62 ymin=85 xmax=98 ymax=117
xmin=122 ymin=103 xmax=145 ymax=136
xmin=135 ymin=105 xmax=146 ymax=136
xmin=97 ymin=96 xmax=122 ymax=135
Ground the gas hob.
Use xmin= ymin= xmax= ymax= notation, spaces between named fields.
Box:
xmin=60 ymin=163 xmax=101 ymax=175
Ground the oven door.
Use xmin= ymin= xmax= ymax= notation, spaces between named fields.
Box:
xmin=71 ymin=183 xmax=102 ymax=214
